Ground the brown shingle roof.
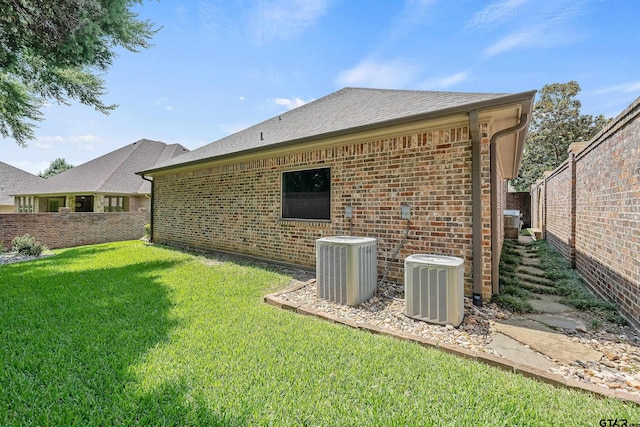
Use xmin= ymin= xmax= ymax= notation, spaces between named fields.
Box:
xmin=0 ymin=162 xmax=44 ymax=205
xmin=140 ymin=87 xmax=536 ymax=174
xmin=15 ymin=139 xmax=189 ymax=196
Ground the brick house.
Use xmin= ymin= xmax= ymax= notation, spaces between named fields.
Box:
xmin=139 ymin=88 xmax=536 ymax=302
xmin=13 ymin=139 xmax=188 ymax=214
xmin=0 ymin=161 xmax=44 ymax=213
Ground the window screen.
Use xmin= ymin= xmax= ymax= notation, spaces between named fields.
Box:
xmin=282 ymin=168 xmax=330 ymax=220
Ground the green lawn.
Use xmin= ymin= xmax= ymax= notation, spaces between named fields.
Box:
xmin=1 ymin=240 xmax=638 ymax=425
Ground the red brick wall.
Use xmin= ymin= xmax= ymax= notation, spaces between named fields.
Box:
xmin=544 ymin=161 xmax=572 ymax=262
xmin=528 ymin=97 xmax=640 ymax=327
xmin=530 ymin=180 xmax=544 ymax=230
xmin=574 ymin=100 xmax=640 ymax=327
xmin=0 ymin=212 xmax=149 ymax=250
xmin=152 ymin=123 xmax=496 ymax=298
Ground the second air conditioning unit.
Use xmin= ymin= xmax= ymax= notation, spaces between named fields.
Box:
xmin=404 ymin=254 xmax=464 ymax=327
xmin=316 ymin=236 xmax=377 ymax=306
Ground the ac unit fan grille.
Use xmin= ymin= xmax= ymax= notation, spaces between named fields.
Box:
xmin=316 ymin=237 xmax=377 ymax=306
xmin=404 ymin=254 xmax=464 ymax=327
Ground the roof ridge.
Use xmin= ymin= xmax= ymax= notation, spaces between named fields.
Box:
xmin=95 ymin=139 xmax=153 ymax=191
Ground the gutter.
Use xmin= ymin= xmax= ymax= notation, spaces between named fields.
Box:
xmin=469 ymin=110 xmax=483 ymax=306
xmin=489 ymin=112 xmax=530 ymax=295
xmin=140 ymin=174 xmax=154 ymax=243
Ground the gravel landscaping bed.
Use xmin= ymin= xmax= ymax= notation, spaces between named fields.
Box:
xmin=275 ymin=279 xmax=640 ymax=397
xmin=0 ymin=252 xmax=54 ymax=265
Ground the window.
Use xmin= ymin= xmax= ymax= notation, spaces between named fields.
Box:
xmin=75 ymin=195 xmax=94 ymax=212
xmin=47 ymin=197 xmax=65 ymax=212
xmin=17 ymin=196 xmax=34 ymax=213
xmin=282 ymin=168 xmax=330 ymax=220
xmin=104 ymin=196 xmax=128 ymax=212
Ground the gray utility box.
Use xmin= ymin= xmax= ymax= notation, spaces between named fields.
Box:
xmin=504 ymin=209 xmax=521 ymax=239
xmin=316 ymin=236 xmax=377 ymax=306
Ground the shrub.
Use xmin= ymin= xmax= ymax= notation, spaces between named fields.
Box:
xmin=11 ymin=234 xmax=46 ymax=256
xmin=144 ymin=223 xmax=151 ymax=239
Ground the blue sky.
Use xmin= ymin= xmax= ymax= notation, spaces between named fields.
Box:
xmin=3 ymin=0 xmax=640 ymax=175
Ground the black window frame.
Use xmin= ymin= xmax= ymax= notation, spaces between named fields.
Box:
xmin=75 ymin=195 xmax=94 ymax=212
xmin=281 ymin=167 xmax=331 ymax=221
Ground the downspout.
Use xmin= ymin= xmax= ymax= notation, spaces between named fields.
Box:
xmin=469 ymin=110 xmax=483 ymax=307
xmin=140 ymin=174 xmax=154 ymax=243
xmin=489 ymin=113 xmax=529 ymax=295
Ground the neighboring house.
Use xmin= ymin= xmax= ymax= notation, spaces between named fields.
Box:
xmin=139 ymin=87 xmax=536 ymax=302
xmin=0 ymin=162 xmax=44 ymax=213
xmin=14 ymin=139 xmax=188 ymax=213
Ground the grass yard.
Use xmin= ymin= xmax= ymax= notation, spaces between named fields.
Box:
xmin=1 ymin=240 xmax=639 ymax=425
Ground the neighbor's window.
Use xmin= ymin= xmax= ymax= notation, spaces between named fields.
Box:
xmin=75 ymin=195 xmax=94 ymax=212
xmin=282 ymin=168 xmax=330 ymax=220
xmin=47 ymin=197 xmax=66 ymax=212
xmin=17 ymin=196 xmax=34 ymax=213
xmin=104 ymin=196 xmax=128 ymax=212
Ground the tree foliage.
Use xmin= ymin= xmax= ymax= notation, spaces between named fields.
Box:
xmin=0 ymin=0 xmax=158 ymax=146
xmin=38 ymin=157 xmax=74 ymax=178
xmin=511 ymin=81 xmax=610 ymax=191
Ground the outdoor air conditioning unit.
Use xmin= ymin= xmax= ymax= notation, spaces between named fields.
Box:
xmin=316 ymin=236 xmax=377 ymax=306
xmin=404 ymin=254 xmax=464 ymax=327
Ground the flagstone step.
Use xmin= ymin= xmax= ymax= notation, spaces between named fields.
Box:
xmin=528 ymin=295 xmax=574 ymax=313
xmin=516 ymin=265 xmax=547 ymax=278
xmin=516 ymin=272 xmax=554 ymax=287
xmin=519 ymin=281 xmax=558 ymax=295
xmin=521 ymin=257 xmax=541 ymax=266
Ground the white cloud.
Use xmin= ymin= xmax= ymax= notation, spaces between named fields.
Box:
xmin=484 ymin=27 xmax=540 ymax=56
xmin=239 ymin=96 xmax=246 ymax=101
xmin=34 ymin=142 xmax=53 ymax=150
xmin=35 ymin=134 xmax=99 ymax=153
xmin=476 ymin=1 xmax=590 ymax=56
xmin=274 ymin=97 xmax=309 ymax=110
xmin=37 ymin=135 xmax=64 ymax=144
xmin=68 ymin=135 xmax=99 ymax=144
xmin=484 ymin=19 xmax=584 ymax=57
xmin=69 ymin=135 xmax=99 ymax=152
xmin=467 ymin=0 xmax=530 ymax=28
xmin=593 ymin=81 xmax=640 ymax=95
xmin=251 ymin=0 xmax=330 ymax=43
xmin=419 ymin=71 xmax=469 ymax=90
xmin=154 ymin=97 xmax=179 ymax=111
xmin=386 ymin=0 xmax=436 ymax=41
xmin=336 ymin=59 xmax=420 ymax=88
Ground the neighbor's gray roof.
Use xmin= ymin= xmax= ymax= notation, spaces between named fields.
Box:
xmin=0 ymin=162 xmax=44 ymax=205
xmin=141 ymin=87 xmax=537 ymax=174
xmin=15 ymin=139 xmax=189 ymax=196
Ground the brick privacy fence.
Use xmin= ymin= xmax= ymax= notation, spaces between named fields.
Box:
xmin=530 ymin=96 xmax=640 ymax=328
xmin=0 ymin=212 xmax=149 ymax=250
xmin=152 ymin=122 xmax=499 ymax=299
